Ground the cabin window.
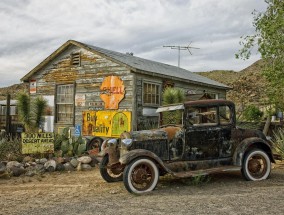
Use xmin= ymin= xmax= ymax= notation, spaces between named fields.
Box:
xmin=56 ymin=84 xmax=74 ymax=124
xmin=143 ymin=82 xmax=161 ymax=106
xmin=71 ymin=52 xmax=81 ymax=66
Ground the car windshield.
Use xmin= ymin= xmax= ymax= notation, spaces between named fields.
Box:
xmin=157 ymin=104 xmax=184 ymax=127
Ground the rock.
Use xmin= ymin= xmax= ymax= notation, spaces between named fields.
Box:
xmin=56 ymin=163 xmax=65 ymax=171
xmin=10 ymin=166 xmax=26 ymax=177
xmin=81 ymin=164 xmax=92 ymax=171
xmin=63 ymin=162 xmax=75 ymax=171
xmin=23 ymin=156 xmax=33 ymax=163
xmin=70 ymin=158 xmax=79 ymax=168
xmin=35 ymin=164 xmax=45 ymax=173
xmin=39 ymin=158 xmax=48 ymax=164
xmin=77 ymin=156 xmax=92 ymax=164
xmin=76 ymin=162 xmax=82 ymax=171
xmin=6 ymin=161 xmax=22 ymax=171
xmin=89 ymin=156 xmax=99 ymax=167
xmin=55 ymin=157 xmax=65 ymax=164
xmin=0 ymin=162 xmax=6 ymax=174
xmin=0 ymin=171 xmax=10 ymax=179
xmin=25 ymin=170 xmax=36 ymax=177
xmin=44 ymin=160 xmax=56 ymax=172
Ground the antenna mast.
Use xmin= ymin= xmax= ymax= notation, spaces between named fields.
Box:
xmin=163 ymin=42 xmax=200 ymax=67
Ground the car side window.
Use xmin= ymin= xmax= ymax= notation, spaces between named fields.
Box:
xmin=219 ymin=105 xmax=232 ymax=125
xmin=186 ymin=106 xmax=218 ymax=126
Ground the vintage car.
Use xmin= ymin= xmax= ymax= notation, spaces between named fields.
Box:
xmin=98 ymin=100 xmax=275 ymax=194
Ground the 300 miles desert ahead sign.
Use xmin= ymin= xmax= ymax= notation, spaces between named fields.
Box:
xmin=21 ymin=133 xmax=54 ymax=154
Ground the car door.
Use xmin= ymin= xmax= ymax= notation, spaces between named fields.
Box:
xmin=184 ymin=105 xmax=220 ymax=160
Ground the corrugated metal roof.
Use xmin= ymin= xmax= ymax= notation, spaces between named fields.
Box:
xmin=82 ymin=42 xmax=229 ymax=89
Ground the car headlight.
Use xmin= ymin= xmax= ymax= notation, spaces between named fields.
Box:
xmin=121 ymin=138 xmax=133 ymax=149
xmin=107 ymin=138 xmax=118 ymax=147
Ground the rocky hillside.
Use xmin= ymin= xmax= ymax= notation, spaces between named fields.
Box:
xmin=197 ymin=60 xmax=268 ymax=110
xmin=0 ymin=83 xmax=28 ymax=101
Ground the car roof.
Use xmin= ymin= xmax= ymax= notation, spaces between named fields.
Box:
xmin=184 ymin=99 xmax=234 ymax=107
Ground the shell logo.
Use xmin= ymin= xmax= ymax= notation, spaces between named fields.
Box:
xmin=100 ymin=76 xmax=125 ymax=109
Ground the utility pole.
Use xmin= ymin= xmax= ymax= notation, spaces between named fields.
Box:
xmin=163 ymin=43 xmax=200 ymax=67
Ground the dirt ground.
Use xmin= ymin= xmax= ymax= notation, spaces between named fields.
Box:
xmin=0 ymin=162 xmax=284 ymax=215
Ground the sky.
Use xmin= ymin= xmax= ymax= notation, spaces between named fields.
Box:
xmin=0 ymin=0 xmax=268 ymax=87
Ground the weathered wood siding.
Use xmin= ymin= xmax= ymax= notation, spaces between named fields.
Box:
xmin=30 ymin=44 xmax=134 ymax=131
xmin=134 ymin=72 xmax=226 ymax=130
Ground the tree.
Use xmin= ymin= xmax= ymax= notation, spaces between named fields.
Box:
xmin=236 ymin=0 xmax=284 ymax=110
xmin=17 ymin=92 xmax=47 ymax=132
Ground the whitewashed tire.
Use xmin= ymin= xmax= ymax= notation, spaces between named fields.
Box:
xmin=241 ymin=149 xmax=271 ymax=181
xmin=123 ymin=158 xmax=159 ymax=194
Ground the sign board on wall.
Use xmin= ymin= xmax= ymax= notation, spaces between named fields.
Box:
xmin=82 ymin=110 xmax=131 ymax=137
xmin=100 ymin=76 xmax=125 ymax=109
xmin=21 ymin=133 xmax=54 ymax=154
xmin=30 ymin=80 xmax=36 ymax=94
xmin=75 ymin=94 xmax=86 ymax=107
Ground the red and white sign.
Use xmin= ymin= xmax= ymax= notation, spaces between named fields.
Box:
xmin=30 ymin=80 xmax=36 ymax=94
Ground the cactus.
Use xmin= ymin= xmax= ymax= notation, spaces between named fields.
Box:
xmin=77 ymin=143 xmax=86 ymax=156
xmin=54 ymin=127 xmax=87 ymax=157
xmin=61 ymin=140 xmax=69 ymax=155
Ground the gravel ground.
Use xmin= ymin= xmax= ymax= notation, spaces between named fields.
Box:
xmin=0 ymin=163 xmax=284 ymax=215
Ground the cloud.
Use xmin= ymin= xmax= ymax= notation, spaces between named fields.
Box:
xmin=0 ymin=0 xmax=267 ymax=87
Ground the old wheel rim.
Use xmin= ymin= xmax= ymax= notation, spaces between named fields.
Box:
xmin=248 ymin=154 xmax=267 ymax=179
xmin=130 ymin=162 xmax=155 ymax=191
xmin=107 ymin=165 xmax=123 ymax=178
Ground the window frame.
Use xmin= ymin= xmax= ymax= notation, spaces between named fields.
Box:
xmin=55 ymin=83 xmax=75 ymax=125
xmin=142 ymin=81 xmax=161 ymax=107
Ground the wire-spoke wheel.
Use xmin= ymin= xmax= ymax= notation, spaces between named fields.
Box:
xmin=99 ymin=155 xmax=123 ymax=182
xmin=241 ymin=149 xmax=271 ymax=181
xmin=123 ymin=158 xmax=159 ymax=194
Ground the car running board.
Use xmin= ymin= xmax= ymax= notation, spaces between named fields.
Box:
xmin=171 ymin=166 xmax=241 ymax=178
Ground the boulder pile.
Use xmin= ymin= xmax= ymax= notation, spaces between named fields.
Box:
xmin=0 ymin=155 xmax=99 ymax=179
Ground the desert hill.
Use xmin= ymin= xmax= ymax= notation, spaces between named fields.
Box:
xmin=0 ymin=83 xmax=28 ymax=101
xmin=197 ymin=60 xmax=268 ymax=109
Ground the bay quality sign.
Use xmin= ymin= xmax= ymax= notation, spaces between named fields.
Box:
xmin=22 ymin=132 xmax=54 ymax=154
xmin=100 ymin=76 xmax=125 ymax=109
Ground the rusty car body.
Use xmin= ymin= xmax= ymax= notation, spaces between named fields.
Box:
xmin=98 ymin=100 xmax=275 ymax=194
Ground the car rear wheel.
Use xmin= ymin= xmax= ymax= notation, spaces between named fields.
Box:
xmin=123 ymin=158 xmax=159 ymax=194
xmin=241 ymin=149 xmax=271 ymax=181
xmin=99 ymin=155 xmax=123 ymax=182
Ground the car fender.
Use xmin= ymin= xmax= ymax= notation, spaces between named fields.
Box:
xmin=233 ymin=137 xmax=275 ymax=166
xmin=119 ymin=149 xmax=173 ymax=174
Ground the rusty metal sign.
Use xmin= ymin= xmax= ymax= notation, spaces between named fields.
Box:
xmin=100 ymin=76 xmax=125 ymax=109
xmin=82 ymin=110 xmax=131 ymax=137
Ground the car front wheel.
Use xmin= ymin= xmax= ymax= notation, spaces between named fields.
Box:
xmin=99 ymin=155 xmax=123 ymax=182
xmin=123 ymin=158 xmax=159 ymax=194
xmin=241 ymin=149 xmax=271 ymax=181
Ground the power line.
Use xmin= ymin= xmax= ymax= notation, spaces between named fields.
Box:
xmin=163 ymin=43 xmax=200 ymax=67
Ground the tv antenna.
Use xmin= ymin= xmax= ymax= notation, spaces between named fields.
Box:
xmin=163 ymin=42 xmax=200 ymax=67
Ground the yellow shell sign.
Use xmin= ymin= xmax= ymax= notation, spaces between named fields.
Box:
xmin=82 ymin=110 xmax=131 ymax=137
xmin=100 ymin=76 xmax=125 ymax=109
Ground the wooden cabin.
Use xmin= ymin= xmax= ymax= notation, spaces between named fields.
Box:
xmin=21 ymin=40 xmax=229 ymax=135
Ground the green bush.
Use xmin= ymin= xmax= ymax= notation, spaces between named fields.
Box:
xmin=0 ymin=136 xmax=23 ymax=161
xmin=243 ymin=105 xmax=263 ymax=122
xmin=271 ymin=128 xmax=284 ymax=159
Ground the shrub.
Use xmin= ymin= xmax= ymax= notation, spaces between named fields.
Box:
xmin=243 ymin=105 xmax=263 ymax=122
xmin=271 ymin=128 xmax=284 ymax=159
xmin=0 ymin=136 xmax=23 ymax=161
